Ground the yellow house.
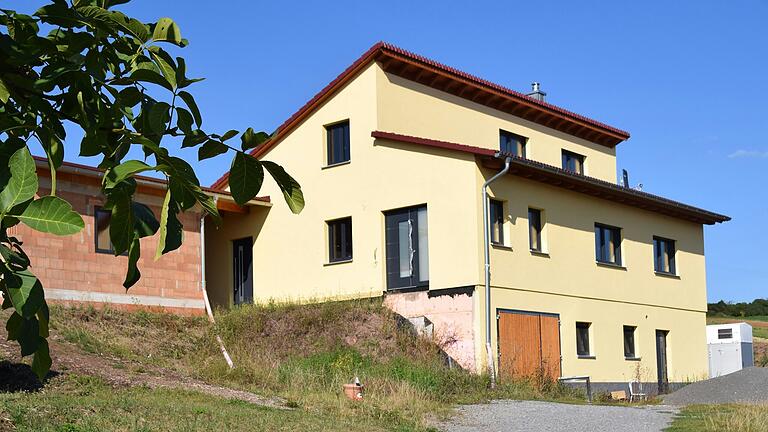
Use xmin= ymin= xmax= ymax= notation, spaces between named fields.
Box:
xmin=205 ymin=42 xmax=729 ymax=393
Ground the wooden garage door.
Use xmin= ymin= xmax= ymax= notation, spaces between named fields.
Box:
xmin=498 ymin=310 xmax=561 ymax=381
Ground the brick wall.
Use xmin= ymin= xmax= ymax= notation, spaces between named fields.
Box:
xmin=12 ymin=168 xmax=206 ymax=315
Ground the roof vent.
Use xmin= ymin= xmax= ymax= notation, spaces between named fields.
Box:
xmin=527 ymin=82 xmax=547 ymax=102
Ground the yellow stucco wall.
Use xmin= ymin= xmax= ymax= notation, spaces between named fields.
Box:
xmin=376 ymin=70 xmax=618 ymax=183
xmin=207 ymin=61 xmax=712 ymax=383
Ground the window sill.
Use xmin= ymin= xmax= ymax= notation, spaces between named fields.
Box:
xmin=625 ymin=357 xmax=642 ymax=361
xmin=577 ymin=355 xmax=596 ymax=360
xmin=492 ymin=243 xmax=513 ymax=251
xmin=530 ymin=250 xmax=550 ymax=258
xmin=596 ymin=261 xmax=626 ymax=270
xmin=654 ymin=271 xmax=680 ymax=279
xmin=321 ymin=160 xmax=350 ymax=170
xmin=324 ymin=259 xmax=352 ymax=266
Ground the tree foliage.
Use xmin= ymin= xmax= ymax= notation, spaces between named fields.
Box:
xmin=708 ymin=298 xmax=768 ymax=317
xmin=0 ymin=0 xmax=303 ymax=379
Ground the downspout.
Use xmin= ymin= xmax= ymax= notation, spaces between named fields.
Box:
xmin=200 ymin=210 xmax=235 ymax=369
xmin=482 ymin=154 xmax=512 ymax=389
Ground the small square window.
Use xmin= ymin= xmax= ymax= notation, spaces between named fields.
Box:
xmin=653 ymin=236 xmax=676 ymax=275
xmin=576 ymin=322 xmax=591 ymax=357
xmin=489 ymin=199 xmax=504 ymax=245
xmin=326 ymin=121 xmax=350 ymax=165
xmin=623 ymin=325 xmax=637 ymax=358
xmin=595 ymin=223 xmax=622 ymax=265
xmin=327 ymin=217 xmax=352 ymax=262
xmin=562 ymin=150 xmax=585 ymax=174
xmin=528 ymin=208 xmax=543 ymax=252
xmin=499 ymin=130 xmax=527 ymax=158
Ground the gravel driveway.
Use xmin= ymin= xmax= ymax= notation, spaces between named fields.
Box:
xmin=437 ymin=400 xmax=678 ymax=432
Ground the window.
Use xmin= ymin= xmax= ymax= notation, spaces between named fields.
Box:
xmin=595 ymin=223 xmax=622 ymax=265
xmin=326 ymin=121 xmax=350 ymax=165
xmin=717 ymin=328 xmax=733 ymax=340
xmin=561 ymin=150 xmax=585 ymax=174
xmin=624 ymin=326 xmax=637 ymax=358
xmin=499 ymin=130 xmax=527 ymax=157
xmin=576 ymin=322 xmax=591 ymax=357
xmin=528 ymin=208 xmax=542 ymax=252
xmin=327 ymin=217 xmax=352 ymax=262
xmin=653 ymin=236 xmax=676 ymax=274
xmin=489 ymin=199 xmax=504 ymax=245
xmin=94 ymin=208 xmax=113 ymax=254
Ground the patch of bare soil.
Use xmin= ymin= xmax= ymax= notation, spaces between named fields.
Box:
xmin=0 ymin=331 xmax=287 ymax=409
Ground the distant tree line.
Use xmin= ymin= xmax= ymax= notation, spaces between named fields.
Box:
xmin=708 ymin=298 xmax=768 ymax=317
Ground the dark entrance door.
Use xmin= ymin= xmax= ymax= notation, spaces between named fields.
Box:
xmin=655 ymin=330 xmax=669 ymax=394
xmin=232 ymin=237 xmax=253 ymax=305
xmin=385 ymin=206 xmax=428 ymax=290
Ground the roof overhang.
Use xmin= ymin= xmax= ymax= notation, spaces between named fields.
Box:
xmin=371 ymin=131 xmax=729 ymax=225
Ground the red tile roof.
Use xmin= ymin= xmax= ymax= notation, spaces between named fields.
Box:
xmin=211 ymin=42 xmax=630 ymax=189
xmin=371 ymin=131 xmax=729 ymax=225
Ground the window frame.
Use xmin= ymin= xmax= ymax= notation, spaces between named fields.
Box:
xmin=561 ymin=149 xmax=585 ymax=174
xmin=499 ymin=129 xmax=527 ymax=158
xmin=576 ymin=322 xmax=592 ymax=357
xmin=489 ymin=199 xmax=505 ymax=246
xmin=595 ymin=223 xmax=623 ymax=266
xmin=94 ymin=207 xmax=114 ymax=255
xmin=325 ymin=120 xmax=350 ymax=166
xmin=653 ymin=236 xmax=677 ymax=275
xmin=327 ymin=216 xmax=353 ymax=263
xmin=528 ymin=208 xmax=543 ymax=252
xmin=623 ymin=325 xmax=638 ymax=359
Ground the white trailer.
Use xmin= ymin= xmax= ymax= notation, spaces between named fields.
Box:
xmin=707 ymin=322 xmax=754 ymax=378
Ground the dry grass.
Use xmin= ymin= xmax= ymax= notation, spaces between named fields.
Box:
xmin=668 ymin=404 xmax=768 ymax=432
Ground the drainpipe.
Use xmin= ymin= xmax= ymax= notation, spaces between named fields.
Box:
xmin=482 ymin=154 xmax=512 ymax=389
xmin=200 ymin=211 xmax=235 ymax=369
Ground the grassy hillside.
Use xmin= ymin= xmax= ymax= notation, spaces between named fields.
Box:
xmin=1 ymin=299 xmax=582 ymax=431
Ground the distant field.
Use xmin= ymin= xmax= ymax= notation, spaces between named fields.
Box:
xmin=707 ymin=316 xmax=768 ymax=339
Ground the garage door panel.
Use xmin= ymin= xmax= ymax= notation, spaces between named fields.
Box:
xmin=539 ymin=315 xmax=561 ymax=380
xmin=498 ymin=310 xmax=561 ymax=381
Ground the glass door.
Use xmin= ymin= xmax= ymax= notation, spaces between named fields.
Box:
xmin=385 ymin=206 xmax=428 ymax=290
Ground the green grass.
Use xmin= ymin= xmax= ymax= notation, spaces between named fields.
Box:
xmin=2 ymin=300 xmax=585 ymax=430
xmin=666 ymin=404 xmax=768 ymax=432
xmin=0 ymin=374 xmax=402 ymax=432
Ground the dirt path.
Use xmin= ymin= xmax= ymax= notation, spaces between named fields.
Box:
xmin=0 ymin=332 xmax=288 ymax=410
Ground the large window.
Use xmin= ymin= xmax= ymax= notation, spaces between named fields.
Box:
xmin=595 ymin=223 xmax=622 ymax=265
xmin=499 ymin=130 xmax=527 ymax=157
xmin=94 ymin=208 xmax=113 ymax=254
xmin=385 ymin=206 xmax=429 ymax=290
xmin=327 ymin=217 xmax=352 ymax=262
xmin=489 ymin=199 xmax=504 ymax=245
xmin=528 ymin=208 xmax=542 ymax=252
xmin=653 ymin=236 xmax=676 ymax=275
xmin=576 ymin=322 xmax=591 ymax=357
xmin=326 ymin=121 xmax=350 ymax=165
xmin=624 ymin=325 xmax=637 ymax=359
xmin=562 ymin=150 xmax=585 ymax=174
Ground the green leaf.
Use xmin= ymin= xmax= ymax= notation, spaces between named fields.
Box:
xmin=118 ymin=86 xmax=143 ymax=107
xmin=155 ymin=189 xmax=183 ymax=259
xmin=149 ymin=48 xmax=177 ymax=90
xmin=176 ymin=107 xmax=193 ymax=134
xmin=38 ymin=130 xmax=64 ymax=196
xmin=148 ymin=102 xmax=171 ymax=134
xmin=104 ymin=160 xmax=154 ymax=189
xmin=16 ymin=196 xmax=85 ymax=236
xmin=123 ymin=235 xmax=141 ymax=288
xmin=130 ymin=68 xmax=173 ymax=91
xmin=132 ymin=202 xmax=159 ymax=238
xmin=31 ymin=339 xmax=51 ymax=381
xmin=0 ymin=147 xmax=38 ymax=214
xmin=263 ymin=161 xmax=304 ymax=214
xmin=151 ymin=17 xmax=183 ymax=46
xmin=229 ymin=153 xmax=264 ymax=206
xmin=0 ymin=78 xmax=9 ymax=103
xmin=241 ymin=128 xmax=270 ymax=151
xmin=198 ymin=140 xmax=228 ymax=161
xmin=104 ymin=183 xmax=135 ymax=255
xmin=4 ymin=270 xmax=44 ymax=319
xmin=177 ymin=91 xmax=201 ymax=127
xmin=37 ymin=301 xmax=50 ymax=338
xmin=220 ymin=129 xmax=239 ymax=142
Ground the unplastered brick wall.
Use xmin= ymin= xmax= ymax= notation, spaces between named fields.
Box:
xmin=14 ymin=170 xmax=205 ymax=315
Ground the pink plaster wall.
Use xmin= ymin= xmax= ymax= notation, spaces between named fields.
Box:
xmin=383 ymin=290 xmax=476 ymax=371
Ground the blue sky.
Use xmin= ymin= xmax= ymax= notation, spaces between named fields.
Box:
xmin=10 ymin=1 xmax=767 ymax=302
